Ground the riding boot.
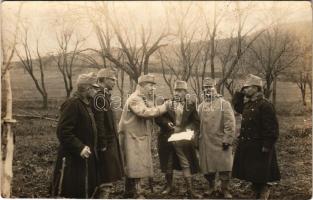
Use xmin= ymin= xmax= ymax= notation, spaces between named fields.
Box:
xmin=184 ymin=177 xmax=202 ymax=199
xmin=162 ymin=173 xmax=174 ymax=194
xmin=221 ymin=180 xmax=232 ymax=199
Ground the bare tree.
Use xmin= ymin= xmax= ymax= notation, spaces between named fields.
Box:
xmin=186 ymin=2 xmax=226 ymax=100
xmin=215 ymin=2 xmax=266 ymax=95
xmin=53 ymin=24 xmax=86 ymax=98
xmin=159 ymin=2 xmax=203 ymax=98
xmin=248 ymin=26 xmax=300 ymax=105
xmin=307 ymin=66 xmax=312 ymax=106
xmin=157 ymin=49 xmax=179 ymax=95
xmin=198 ymin=2 xmax=227 ymax=80
xmin=1 ymin=3 xmax=23 ymax=197
xmin=287 ymin=39 xmax=312 ymax=106
xmin=1 ymin=4 xmax=23 ymax=78
xmin=88 ymin=2 xmax=169 ymax=83
xmin=294 ymin=72 xmax=309 ymax=106
xmin=16 ymin=27 xmax=49 ymax=108
xmin=115 ymin=54 xmax=127 ymax=104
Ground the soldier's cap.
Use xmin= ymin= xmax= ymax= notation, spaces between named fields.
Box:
xmin=138 ymin=74 xmax=156 ymax=85
xmin=97 ymin=68 xmax=117 ymax=80
xmin=203 ymin=77 xmax=216 ymax=87
xmin=174 ymin=80 xmax=188 ymax=91
xmin=76 ymin=72 xmax=97 ymax=87
xmin=242 ymin=74 xmax=263 ymax=89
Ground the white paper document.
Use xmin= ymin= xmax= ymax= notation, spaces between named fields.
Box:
xmin=168 ymin=130 xmax=194 ymax=142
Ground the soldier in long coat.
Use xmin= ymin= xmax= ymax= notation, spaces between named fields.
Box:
xmin=198 ymin=78 xmax=236 ymax=198
xmin=91 ymin=68 xmax=124 ymax=198
xmin=118 ymin=74 xmax=171 ymax=198
xmin=50 ymin=73 xmax=99 ymax=198
xmin=155 ymin=80 xmax=201 ymax=199
xmin=232 ymin=74 xmax=280 ymax=200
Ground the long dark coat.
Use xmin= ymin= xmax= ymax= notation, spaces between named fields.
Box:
xmin=92 ymin=87 xmax=124 ymax=184
xmin=231 ymin=92 xmax=280 ymax=183
xmin=155 ymin=101 xmax=200 ymax=174
xmin=50 ymin=93 xmax=99 ymax=198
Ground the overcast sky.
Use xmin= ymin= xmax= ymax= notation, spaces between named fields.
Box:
xmin=2 ymin=1 xmax=312 ymax=60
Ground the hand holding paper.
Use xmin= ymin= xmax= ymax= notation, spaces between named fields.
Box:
xmin=168 ymin=130 xmax=194 ymax=142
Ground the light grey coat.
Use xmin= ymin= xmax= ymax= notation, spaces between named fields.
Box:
xmin=118 ymin=89 xmax=167 ymax=178
xmin=198 ymin=96 xmax=236 ymax=173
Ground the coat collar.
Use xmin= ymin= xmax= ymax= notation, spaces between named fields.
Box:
xmin=204 ymin=93 xmax=222 ymax=102
xmin=73 ymin=91 xmax=91 ymax=106
xmin=249 ymin=92 xmax=264 ymax=102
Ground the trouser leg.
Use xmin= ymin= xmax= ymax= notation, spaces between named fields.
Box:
xmin=204 ymin=172 xmax=216 ymax=195
xmin=173 ymin=142 xmax=201 ymax=198
xmin=134 ymin=178 xmax=145 ymax=199
xmin=220 ymin=171 xmax=232 ymax=198
xmin=123 ymin=177 xmax=136 ymax=198
xmin=252 ymin=182 xmax=267 ymax=199
xmin=259 ymin=183 xmax=270 ymax=200
xmin=173 ymin=142 xmax=190 ymax=170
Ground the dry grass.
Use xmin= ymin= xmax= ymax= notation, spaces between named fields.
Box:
xmin=10 ymin=99 xmax=312 ymax=199
xmin=9 ymin=66 xmax=312 ymax=199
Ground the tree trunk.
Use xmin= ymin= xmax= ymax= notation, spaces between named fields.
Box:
xmin=129 ymin=76 xmax=136 ymax=93
xmin=43 ymin=94 xmax=48 ymax=109
xmin=210 ymin=39 xmax=215 ymax=79
xmin=143 ymin=57 xmax=149 ymax=75
xmin=220 ymin=66 xmax=225 ymax=95
xmin=307 ymin=80 xmax=312 ymax=106
xmin=210 ymin=60 xmax=215 ymax=79
xmin=301 ymin=88 xmax=307 ymax=106
xmin=120 ymin=70 xmax=125 ymax=105
xmin=272 ymin=77 xmax=277 ymax=107
xmin=66 ymin=88 xmax=71 ymax=98
xmin=264 ymin=79 xmax=272 ymax=99
xmin=1 ymin=70 xmax=16 ymax=197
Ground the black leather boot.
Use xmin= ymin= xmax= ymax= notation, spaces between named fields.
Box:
xmin=123 ymin=178 xmax=135 ymax=198
xmin=162 ymin=173 xmax=174 ymax=194
xmin=184 ymin=177 xmax=202 ymax=199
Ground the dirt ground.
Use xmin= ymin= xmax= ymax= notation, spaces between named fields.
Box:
xmin=10 ymin=99 xmax=312 ymax=199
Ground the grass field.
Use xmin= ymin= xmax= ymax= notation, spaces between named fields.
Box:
xmin=10 ymin=65 xmax=310 ymax=103
xmin=9 ymin=65 xmax=312 ymax=199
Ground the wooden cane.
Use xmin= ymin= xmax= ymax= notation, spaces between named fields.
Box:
xmin=85 ymin=158 xmax=89 ymax=199
xmin=57 ymin=157 xmax=66 ymax=197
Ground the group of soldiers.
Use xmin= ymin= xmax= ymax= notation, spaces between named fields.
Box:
xmin=50 ymin=68 xmax=280 ymax=200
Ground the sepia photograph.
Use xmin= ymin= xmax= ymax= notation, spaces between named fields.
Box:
xmin=1 ymin=1 xmax=312 ymax=199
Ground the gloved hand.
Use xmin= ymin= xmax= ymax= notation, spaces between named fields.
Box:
xmin=80 ymin=146 xmax=91 ymax=158
xmin=100 ymin=146 xmax=107 ymax=152
xmin=164 ymin=99 xmax=173 ymax=111
xmin=262 ymin=146 xmax=270 ymax=153
xmin=222 ymin=143 xmax=230 ymax=151
xmin=99 ymin=141 xmax=108 ymax=152
xmin=168 ymin=122 xmax=175 ymax=130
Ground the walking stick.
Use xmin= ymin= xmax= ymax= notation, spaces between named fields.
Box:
xmin=85 ymin=158 xmax=89 ymax=199
xmin=148 ymin=177 xmax=154 ymax=193
xmin=57 ymin=157 xmax=66 ymax=197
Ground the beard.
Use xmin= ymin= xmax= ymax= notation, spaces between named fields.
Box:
xmin=204 ymin=90 xmax=215 ymax=98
